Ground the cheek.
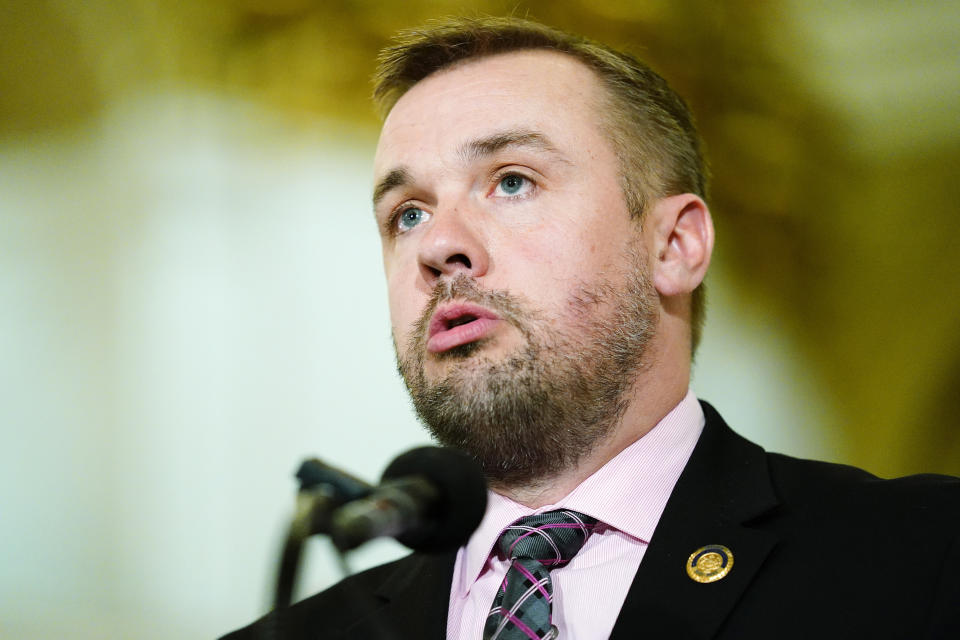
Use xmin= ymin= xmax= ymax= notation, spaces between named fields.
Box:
xmin=386 ymin=268 xmax=424 ymax=340
xmin=506 ymin=218 xmax=584 ymax=265
xmin=507 ymin=227 xmax=595 ymax=287
xmin=386 ymin=279 xmax=410 ymax=326
xmin=383 ymin=250 xmax=408 ymax=310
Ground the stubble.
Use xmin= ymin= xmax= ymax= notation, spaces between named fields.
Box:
xmin=396 ymin=251 xmax=657 ymax=489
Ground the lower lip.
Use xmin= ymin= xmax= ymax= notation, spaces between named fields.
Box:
xmin=427 ymin=317 xmax=500 ymax=354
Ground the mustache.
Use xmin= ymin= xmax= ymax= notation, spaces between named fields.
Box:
xmin=409 ymin=274 xmax=533 ymax=346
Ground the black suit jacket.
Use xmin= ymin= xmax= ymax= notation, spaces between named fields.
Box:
xmin=223 ymin=402 xmax=960 ymax=639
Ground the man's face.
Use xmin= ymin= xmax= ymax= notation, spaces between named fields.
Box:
xmin=372 ymin=50 xmax=659 ymax=485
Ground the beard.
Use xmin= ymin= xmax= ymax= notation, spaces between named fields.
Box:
xmin=396 ymin=250 xmax=658 ymax=489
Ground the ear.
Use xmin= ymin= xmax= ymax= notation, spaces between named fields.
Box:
xmin=646 ymin=193 xmax=714 ymax=297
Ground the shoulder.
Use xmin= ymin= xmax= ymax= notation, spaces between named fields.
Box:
xmin=764 ymin=450 xmax=960 ymax=525
xmin=698 ymin=399 xmax=960 ymax=527
xmin=219 ymin=553 xmax=427 ymax=640
xmin=757 ymin=455 xmax=960 ymax=635
xmin=693 ymin=403 xmax=960 ymax=636
xmin=645 ymin=400 xmax=960 ymax=637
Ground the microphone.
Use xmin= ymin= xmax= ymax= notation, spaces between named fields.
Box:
xmin=330 ymin=446 xmax=487 ymax=552
xmin=295 ymin=457 xmax=373 ymax=499
xmin=286 ymin=457 xmax=374 ymax=539
xmin=275 ymin=458 xmax=374 ymax=609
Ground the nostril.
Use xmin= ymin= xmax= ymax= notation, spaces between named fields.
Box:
xmin=446 ymin=254 xmax=472 ymax=269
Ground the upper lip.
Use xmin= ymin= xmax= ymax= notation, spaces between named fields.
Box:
xmin=428 ymin=302 xmax=500 ymax=339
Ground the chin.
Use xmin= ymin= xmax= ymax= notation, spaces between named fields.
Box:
xmin=423 ymin=353 xmax=497 ymax=387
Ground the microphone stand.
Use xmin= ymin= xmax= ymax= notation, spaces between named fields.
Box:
xmin=264 ymin=447 xmax=485 ymax=640
xmin=273 ymin=459 xmax=369 ymax=610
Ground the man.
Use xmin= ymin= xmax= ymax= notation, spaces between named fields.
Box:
xmin=224 ymin=17 xmax=959 ymax=639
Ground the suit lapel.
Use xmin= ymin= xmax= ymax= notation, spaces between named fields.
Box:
xmin=610 ymin=402 xmax=780 ymax=640
xmin=340 ymin=550 xmax=457 ymax=639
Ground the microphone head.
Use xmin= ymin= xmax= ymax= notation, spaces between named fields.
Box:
xmin=382 ymin=446 xmax=487 ymax=552
xmin=295 ymin=458 xmax=372 ymax=502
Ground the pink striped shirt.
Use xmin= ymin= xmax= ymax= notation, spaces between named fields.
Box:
xmin=446 ymin=390 xmax=705 ymax=639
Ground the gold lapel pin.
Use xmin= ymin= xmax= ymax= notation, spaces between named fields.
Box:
xmin=686 ymin=544 xmax=734 ymax=583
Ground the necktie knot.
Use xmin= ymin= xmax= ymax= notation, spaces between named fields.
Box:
xmin=497 ymin=509 xmax=597 ymax=569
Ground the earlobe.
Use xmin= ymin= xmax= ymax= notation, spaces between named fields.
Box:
xmin=649 ymin=194 xmax=714 ymax=297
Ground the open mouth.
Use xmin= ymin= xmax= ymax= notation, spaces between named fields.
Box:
xmin=447 ymin=314 xmax=478 ymax=329
xmin=427 ymin=304 xmax=500 ymax=354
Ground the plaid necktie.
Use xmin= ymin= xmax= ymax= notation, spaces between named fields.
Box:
xmin=483 ymin=510 xmax=597 ymax=640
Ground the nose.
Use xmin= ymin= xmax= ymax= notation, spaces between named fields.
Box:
xmin=416 ymin=206 xmax=490 ymax=286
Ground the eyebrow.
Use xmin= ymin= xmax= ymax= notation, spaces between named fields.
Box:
xmin=372 ymin=167 xmax=411 ymax=209
xmin=372 ymin=129 xmax=566 ymax=208
xmin=458 ymin=129 xmax=564 ymax=163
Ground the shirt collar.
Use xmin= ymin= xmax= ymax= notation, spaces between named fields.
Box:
xmin=454 ymin=390 xmax=705 ymax=595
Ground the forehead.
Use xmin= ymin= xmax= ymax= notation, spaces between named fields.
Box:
xmin=374 ymin=49 xmax=609 ymax=172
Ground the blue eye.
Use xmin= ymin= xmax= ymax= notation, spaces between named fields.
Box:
xmin=498 ymin=174 xmax=527 ymax=195
xmin=397 ymin=207 xmax=429 ymax=232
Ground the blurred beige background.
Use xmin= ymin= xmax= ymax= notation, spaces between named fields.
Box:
xmin=2 ymin=1 xmax=958 ymax=638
